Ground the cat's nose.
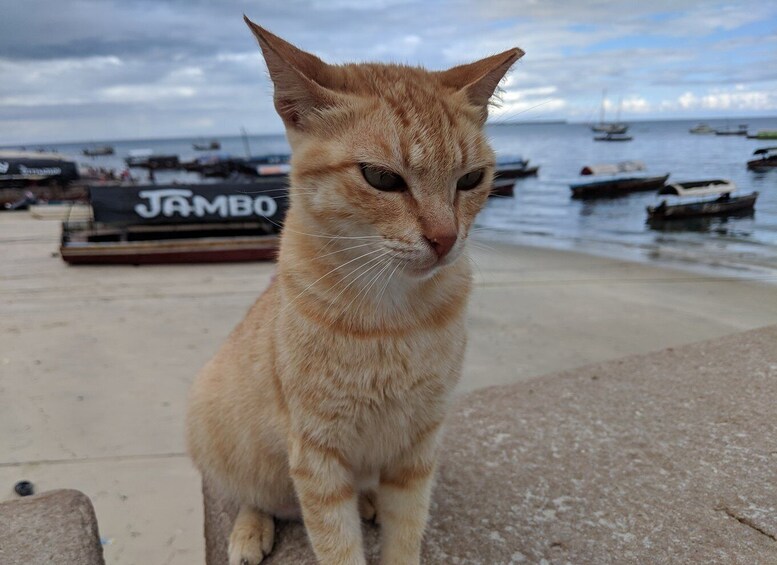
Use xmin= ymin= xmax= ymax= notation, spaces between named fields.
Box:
xmin=424 ymin=232 xmax=457 ymax=259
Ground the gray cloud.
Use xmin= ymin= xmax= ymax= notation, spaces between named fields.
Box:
xmin=1 ymin=0 xmax=776 ymax=144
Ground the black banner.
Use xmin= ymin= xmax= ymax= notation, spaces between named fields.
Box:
xmin=90 ymin=180 xmax=289 ymax=226
xmin=0 ymin=157 xmax=79 ymax=184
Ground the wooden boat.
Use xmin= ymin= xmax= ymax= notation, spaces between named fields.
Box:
xmin=125 ymin=149 xmax=180 ymax=170
xmin=747 ymin=147 xmax=777 ymax=170
xmin=82 ymin=146 xmax=115 ymax=156
xmin=746 ymin=130 xmax=777 ymax=140
xmin=594 ymin=132 xmax=632 ymax=142
xmin=29 ymin=203 xmax=92 ymax=221
xmin=61 ymin=179 xmax=288 ymax=265
xmin=570 ymin=173 xmax=669 ymax=199
xmin=590 ymin=90 xmax=628 ymax=134
xmin=689 ymin=123 xmax=715 ymax=135
xmin=715 ymin=124 xmax=748 ymax=136
xmin=495 ymin=155 xmax=539 ymax=180
xmin=647 ymin=180 xmax=757 ymax=220
xmin=193 ymin=140 xmax=221 ymax=151
xmin=490 ymin=177 xmax=515 ymax=197
xmin=61 ymin=222 xmax=280 ymax=264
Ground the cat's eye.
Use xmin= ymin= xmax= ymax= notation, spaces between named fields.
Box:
xmin=359 ymin=164 xmax=407 ymax=192
xmin=456 ymin=169 xmax=485 ymax=191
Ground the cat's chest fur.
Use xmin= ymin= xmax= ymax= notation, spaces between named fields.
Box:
xmin=277 ymin=314 xmax=466 ymax=467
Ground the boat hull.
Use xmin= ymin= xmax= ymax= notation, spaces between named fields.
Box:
xmin=61 ymin=233 xmax=279 ymax=265
xmin=490 ymin=178 xmax=515 ymax=197
xmin=747 ymin=158 xmax=777 ymax=170
xmin=570 ymin=174 xmax=669 ymax=199
xmin=647 ymin=193 xmax=758 ymax=220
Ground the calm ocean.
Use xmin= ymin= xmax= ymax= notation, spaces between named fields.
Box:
xmin=9 ymin=116 xmax=777 ymax=278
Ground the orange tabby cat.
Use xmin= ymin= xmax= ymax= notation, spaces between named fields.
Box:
xmin=186 ymin=16 xmax=522 ymax=565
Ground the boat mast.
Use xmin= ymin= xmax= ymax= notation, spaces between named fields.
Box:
xmin=615 ymin=96 xmax=622 ymax=124
xmin=240 ymin=127 xmax=252 ymax=159
xmin=599 ymin=89 xmax=607 ymax=125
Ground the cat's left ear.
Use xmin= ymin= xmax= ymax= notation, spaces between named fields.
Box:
xmin=438 ymin=48 xmax=524 ymax=118
xmin=243 ymin=16 xmax=345 ymax=131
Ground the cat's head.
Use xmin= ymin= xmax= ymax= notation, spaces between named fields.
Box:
xmin=246 ymin=17 xmax=522 ymax=279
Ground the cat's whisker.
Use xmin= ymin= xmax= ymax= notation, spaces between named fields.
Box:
xmin=374 ymin=260 xmax=403 ymax=320
xmin=265 ymin=247 xmax=388 ymax=329
xmin=319 ymin=250 xmax=394 ymax=326
xmin=350 ymin=256 xmax=397 ymax=319
xmin=313 ymin=240 xmax=377 ymax=261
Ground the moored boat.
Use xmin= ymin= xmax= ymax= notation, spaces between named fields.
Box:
xmin=490 ymin=177 xmax=515 ymax=197
xmin=647 ymin=180 xmax=757 ymax=220
xmin=125 ymin=149 xmax=180 ymax=170
xmin=689 ymin=123 xmax=715 ymax=135
xmin=747 ymin=147 xmax=777 ymax=170
xmin=495 ymin=155 xmax=539 ymax=180
xmin=715 ymin=124 xmax=748 ymax=136
xmin=594 ymin=132 xmax=632 ymax=142
xmin=193 ymin=140 xmax=221 ymax=151
xmin=82 ymin=146 xmax=115 ymax=156
xmin=580 ymin=160 xmax=645 ymax=176
xmin=570 ymin=174 xmax=669 ymax=199
xmin=746 ymin=130 xmax=777 ymax=140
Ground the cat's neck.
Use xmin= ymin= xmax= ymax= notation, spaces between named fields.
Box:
xmin=276 ymin=209 xmax=471 ymax=337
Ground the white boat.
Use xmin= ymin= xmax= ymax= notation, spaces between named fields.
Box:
xmin=647 ymin=179 xmax=757 ymax=220
xmin=689 ymin=123 xmax=715 ymax=135
xmin=580 ymin=160 xmax=645 ymax=176
xmin=591 ymin=91 xmax=628 ymax=134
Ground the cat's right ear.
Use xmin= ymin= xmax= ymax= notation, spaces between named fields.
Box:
xmin=244 ymin=16 xmax=342 ymax=130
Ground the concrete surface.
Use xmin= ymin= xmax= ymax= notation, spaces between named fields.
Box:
xmin=203 ymin=326 xmax=777 ymax=564
xmin=2 ymin=213 xmax=777 ymax=563
xmin=0 ymin=489 xmax=105 ymax=565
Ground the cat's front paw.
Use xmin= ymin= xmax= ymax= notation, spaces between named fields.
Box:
xmin=228 ymin=507 xmax=275 ymax=565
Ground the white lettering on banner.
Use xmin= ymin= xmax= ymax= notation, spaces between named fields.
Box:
xmin=134 ymin=189 xmax=278 ymax=219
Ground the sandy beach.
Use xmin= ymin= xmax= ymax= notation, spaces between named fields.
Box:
xmin=2 ymin=211 xmax=777 ymax=564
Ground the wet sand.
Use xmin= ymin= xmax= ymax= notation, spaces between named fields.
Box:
xmin=2 ymin=211 xmax=777 ymax=563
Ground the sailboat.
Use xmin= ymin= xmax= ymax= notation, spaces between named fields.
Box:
xmin=591 ymin=91 xmax=629 ymax=134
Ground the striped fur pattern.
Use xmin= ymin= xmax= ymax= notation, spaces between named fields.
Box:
xmin=186 ymin=18 xmax=522 ymax=565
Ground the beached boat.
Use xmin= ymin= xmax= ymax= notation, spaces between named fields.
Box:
xmin=30 ymin=203 xmax=92 ymax=221
xmin=746 ymin=130 xmax=777 ymax=140
xmin=747 ymin=147 xmax=777 ymax=171
xmin=594 ymin=132 xmax=633 ymax=142
xmin=61 ymin=179 xmax=289 ymax=265
xmin=715 ymin=124 xmax=748 ymax=136
xmin=580 ymin=160 xmax=645 ymax=176
xmin=570 ymin=173 xmax=669 ymax=199
xmin=689 ymin=124 xmax=715 ymax=135
xmin=125 ymin=149 xmax=180 ymax=170
xmin=82 ymin=146 xmax=115 ymax=156
xmin=647 ymin=180 xmax=757 ymax=220
xmin=193 ymin=140 xmax=221 ymax=151
xmin=0 ymin=151 xmax=80 ymax=189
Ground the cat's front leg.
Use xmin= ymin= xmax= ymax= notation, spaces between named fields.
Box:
xmin=289 ymin=433 xmax=366 ymax=565
xmin=377 ymin=423 xmax=441 ymax=565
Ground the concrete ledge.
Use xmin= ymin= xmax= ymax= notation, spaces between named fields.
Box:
xmin=0 ymin=489 xmax=105 ymax=565
xmin=203 ymin=326 xmax=777 ymax=564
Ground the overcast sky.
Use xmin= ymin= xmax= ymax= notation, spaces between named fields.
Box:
xmin=2 ymin=0 xmax=776 ymax=144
